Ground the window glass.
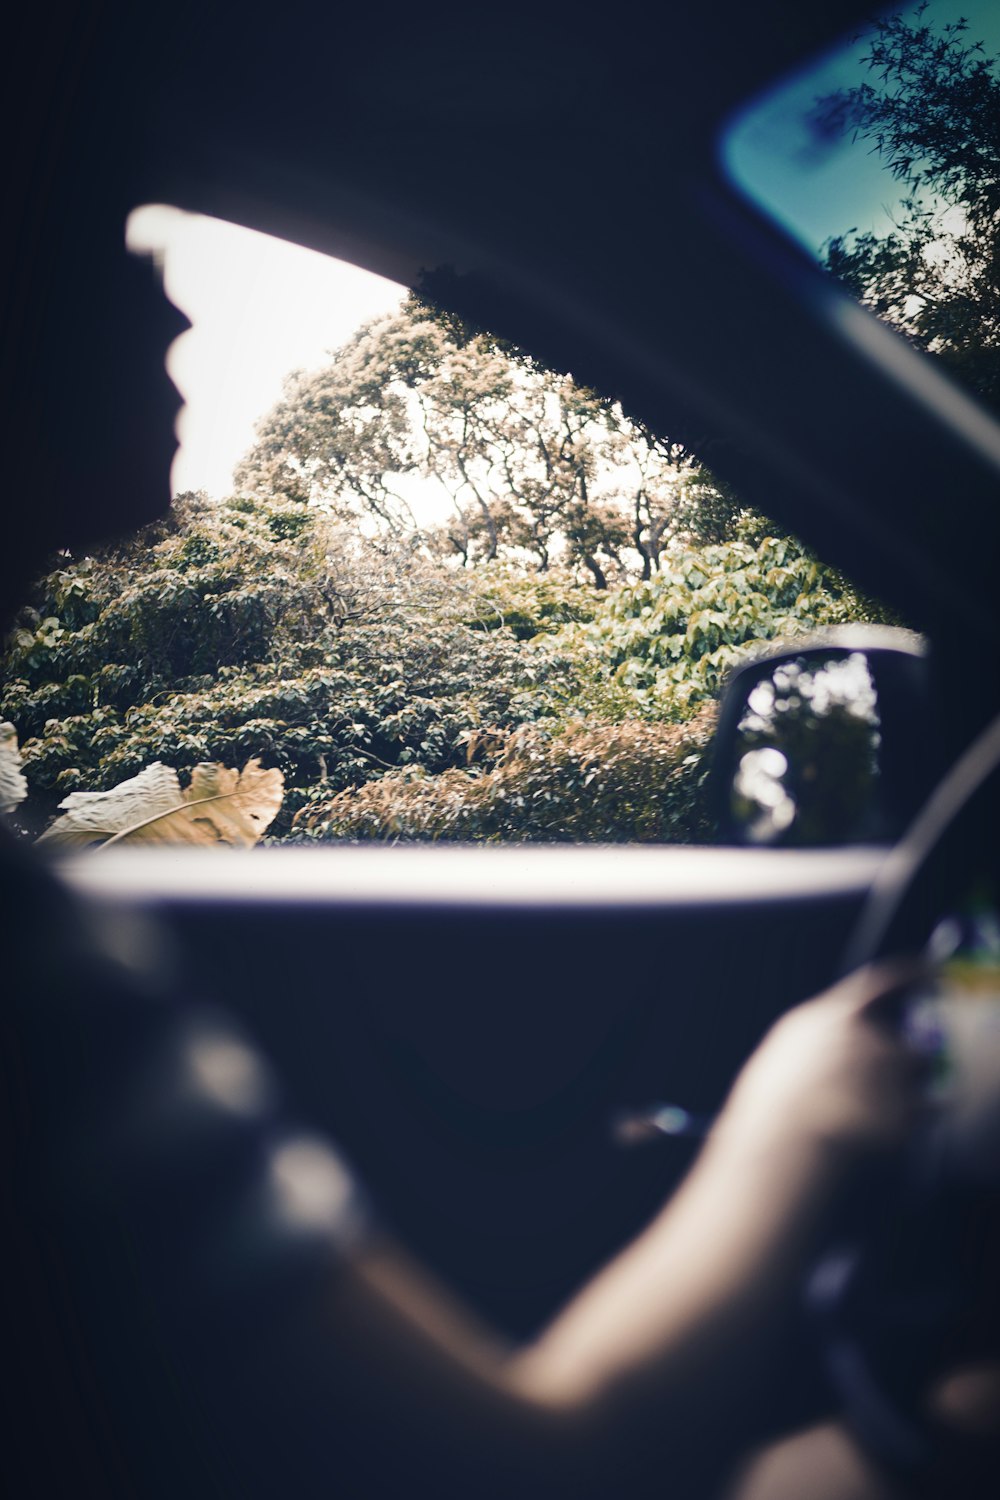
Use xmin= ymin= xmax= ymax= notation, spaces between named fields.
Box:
xmin=0 ymin=210 xmax=896 ymax=850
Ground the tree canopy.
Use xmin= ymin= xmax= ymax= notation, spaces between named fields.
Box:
xmin=235 ymin=297 xmax=740 ymax=587
xmin=818 ymin=1 xmax=1000 ymax=410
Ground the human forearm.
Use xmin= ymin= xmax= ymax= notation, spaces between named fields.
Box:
xmin=510 ymin=1130 xmax=847 ymax=1430
xmin=312 ymin=965 xmax=921 ymax=1495
xmin=314 ymin=1133 xmax=846 ymax=1500
xmin=512 ymin=963 xmax=921 ymax=1433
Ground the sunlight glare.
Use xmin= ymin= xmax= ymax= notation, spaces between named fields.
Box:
xmin=126 ymin=205 xmax=406 ymax=499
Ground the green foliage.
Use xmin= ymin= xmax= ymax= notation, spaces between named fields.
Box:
xmin=462 ymin=565 xmax=600 ymax=640
xmin=1 ymin=488 xmax=893 ymax=843
xmin=818 ymin=2 xmax=1000 ymax=410
xmin=1 ymin=495 xmax=578 ymax=837
xmin=547 ymin=533 xmax=891 ymax=723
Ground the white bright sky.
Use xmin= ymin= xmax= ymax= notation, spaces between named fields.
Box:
xmin=127 ymin=205 xmax=407 ymax=499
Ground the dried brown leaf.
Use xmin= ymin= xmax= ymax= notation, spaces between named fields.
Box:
xmin=38 ymin=759 xmax=284 ymax=849
xmin=0 ymin=722 xmax=29 ymax=813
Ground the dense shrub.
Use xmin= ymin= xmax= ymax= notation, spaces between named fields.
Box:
xmin=294 ymin=704 xmax=717 ymax=843
xmin=1 ymin=493 xmax=893 ymax=843
xmin=553 ymin=533 xmax=894 ymax=722
xmin=1 ymin=496 xmax=578 ymax=836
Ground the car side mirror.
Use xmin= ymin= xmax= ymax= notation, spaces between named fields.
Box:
xmin=712 ymin=627 xmax=932 ymax=847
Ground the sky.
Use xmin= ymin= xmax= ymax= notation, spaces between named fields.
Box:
xmin=722 ymin=0 xmax=1000 ymax=256
xmin=126 ymin=205 xmax=406 ymax=499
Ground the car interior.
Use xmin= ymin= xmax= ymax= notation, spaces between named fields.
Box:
xmin=5 ymin=2 xmax=1000 ymax=1496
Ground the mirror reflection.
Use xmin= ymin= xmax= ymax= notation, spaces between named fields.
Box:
xmin=731 ymin=651 xmax=882 ymax=845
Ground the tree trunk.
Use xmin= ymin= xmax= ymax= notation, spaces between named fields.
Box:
xmin=583 ymin=554 xmax=607 ymax=590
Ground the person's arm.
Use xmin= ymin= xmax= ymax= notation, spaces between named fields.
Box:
xmin=310 ymin=963 xmax=923 ymax=1497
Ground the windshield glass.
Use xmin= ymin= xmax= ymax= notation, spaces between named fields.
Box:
xmin=722 ymin=0 xmax=1000 ymax=418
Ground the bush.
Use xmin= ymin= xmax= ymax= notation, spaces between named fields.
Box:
xmin=551 ymin=533 xmax=895 ymax=722
xmin=2 ymin=493 xmax=893 ymax=843
xmin=294 ymin=704 xmax=717 ymax=843
xmin=1 ymin=496 xmax=580 ymax=836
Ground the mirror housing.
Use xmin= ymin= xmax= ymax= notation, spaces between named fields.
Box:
xmin=712 ymin=627 xmax=931 ymax=847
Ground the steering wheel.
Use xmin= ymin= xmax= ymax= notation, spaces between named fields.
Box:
xmin=809 ymin=710 xmax=1000 ymax=1486
xmin=842 ymin=711 xmax=1000 ymax=974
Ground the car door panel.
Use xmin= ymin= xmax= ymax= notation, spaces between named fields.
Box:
xmin=61 ymin=845 xmax=883 ymax=1334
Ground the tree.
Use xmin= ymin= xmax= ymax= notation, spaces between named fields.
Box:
xmin=236 ymin=297 xmax=725 ymax=586
xmin=817 ymin=2 xmax=1000 ymax=410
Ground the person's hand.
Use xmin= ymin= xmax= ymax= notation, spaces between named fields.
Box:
xmin=715 ymin=961 xmax=927 ymax=1165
